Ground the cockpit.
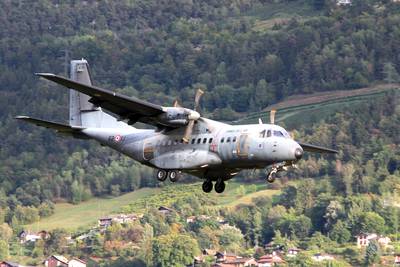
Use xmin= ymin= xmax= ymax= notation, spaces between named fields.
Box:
xmin=259 ymin=129 xmax=290 ymax=138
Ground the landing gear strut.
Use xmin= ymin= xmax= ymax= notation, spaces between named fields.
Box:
xmin=202 ymin=180 xmax=213 ymax=193
xmin=266 ymin=169 xmax=277 ymax=183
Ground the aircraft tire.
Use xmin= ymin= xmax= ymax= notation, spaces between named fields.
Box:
xmin=156 ymin=170 xmax=168 ymax=181
xmin=214 ymin=180 xmax=225 ymax=193
xmin=169 ymin=170 xmax=179 ymax=182
xmin=266 ymin=171 xmax=276 ymax=183
xmin=202 ymin=180 xmax=213 ymax=193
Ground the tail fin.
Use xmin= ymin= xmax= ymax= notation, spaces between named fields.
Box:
xmin=69 ymin=59 xmax=129 ymax=129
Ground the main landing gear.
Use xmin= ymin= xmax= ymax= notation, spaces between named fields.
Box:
xmin=156 ymin=169 xmax=180 ymax=182
xmin=202 ymin=179 xmax=225 ymax=193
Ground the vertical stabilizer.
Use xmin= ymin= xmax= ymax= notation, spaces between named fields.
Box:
xmin=69 ymin=59 xmax=130 ymax=129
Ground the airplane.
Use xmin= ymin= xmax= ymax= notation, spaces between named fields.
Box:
xmin=16 ymin=59 xmax=338 ymax=193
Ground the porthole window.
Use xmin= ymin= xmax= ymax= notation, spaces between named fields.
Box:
xmin=221 ymin=137 xmax=225 ymax=143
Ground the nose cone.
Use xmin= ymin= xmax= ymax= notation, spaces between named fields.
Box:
xmin=294 ymin=147 xmax=303 ymax=160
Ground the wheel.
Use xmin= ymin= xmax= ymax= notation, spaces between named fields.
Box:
xmin=156 ymin=170 xmax=168 ymax=181
xmin=266 ymin=170 xmax=276 ymax=183
xmin=202 ymin=180 xmax=213 ymax=193
xmin=214 ymin=180 xmax=225 ymax=193
xmin=169 ymin=170 xmax=180 ymax=182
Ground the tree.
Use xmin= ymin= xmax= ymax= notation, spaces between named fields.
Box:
xmin=0 ymin=223 xmax=12 ymax=242
xmin=364 ymin=239 xmax=380 ymax=266
xmin=0 ymin=240 xmax=9 ymax=259
xmin=330 ymin=220 xmax=351 ymax=244
xmin=152 ymin=233 xmax=200 ymax=267
xmin=356 ymin=212 xmax=386 ymax=235
xmin=383 ymin=62 xmax=400 ymax=83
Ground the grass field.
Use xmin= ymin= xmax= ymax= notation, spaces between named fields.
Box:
xmin=25 ymin=182 xmax=279 ymax=232
xmin=25 ymin=187 xmax=161 ymax=232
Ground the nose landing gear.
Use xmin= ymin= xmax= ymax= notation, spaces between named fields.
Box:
xmin=266 ymin=162 xmax=297 ymax=183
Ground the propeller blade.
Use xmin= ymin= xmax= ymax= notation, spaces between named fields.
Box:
xmin=182 ymin=120 xmax=195 ymax=143
xmin=193 ymin=88 xmax=204 ymax=111
xmin=270 ymin=109 xmax=276 ymax=124
xmin=173 ymin=99 xmax=181 ymax=107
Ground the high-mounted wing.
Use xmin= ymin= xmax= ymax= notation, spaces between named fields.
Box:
xmin=298 ymin=142 xmax=338 ymax=154
xmin=36 ymin=73 xmax=165 ymax=127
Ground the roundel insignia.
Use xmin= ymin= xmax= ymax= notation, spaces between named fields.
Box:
xmin=114 ymin=135 xmax=122 ymax=142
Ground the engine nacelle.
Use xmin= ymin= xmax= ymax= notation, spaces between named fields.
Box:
xmin=157 ymin=107 xmax=190 ymax=127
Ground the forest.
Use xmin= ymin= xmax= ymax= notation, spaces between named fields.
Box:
xmin=0 ymin=0 xmax=399 ymax=266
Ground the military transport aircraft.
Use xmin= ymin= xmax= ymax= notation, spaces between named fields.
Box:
xmin=17 ymin=59 xmax=338 ymax=193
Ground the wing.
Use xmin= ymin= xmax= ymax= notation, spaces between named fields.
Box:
xmin=298 ymin=142 xmax=338 ymax=154
xmin=36 ymin=73 xmax=165 ymax=127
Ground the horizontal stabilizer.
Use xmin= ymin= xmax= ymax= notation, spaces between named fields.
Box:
xmin=16 ymin=116 xmax=88 ymax=139
xmin=299 ymin=142 xmax=338 ymax=154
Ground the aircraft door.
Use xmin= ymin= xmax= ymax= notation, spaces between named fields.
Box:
xmin=143 ymin=142 xmax=154 ymax=161
xmin=237 ymin=134 xmax=249 ymax=158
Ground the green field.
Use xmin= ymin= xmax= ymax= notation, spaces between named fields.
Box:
xmin=25 ymin=187 xmax=161 ymax=232
xmin=25 ymin=182 xmax=279 ymax=232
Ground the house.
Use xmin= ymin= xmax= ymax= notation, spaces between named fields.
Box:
xmin=186 ymin=216 xmax=196 ymax=223
xmin=356 ymin=233 xmax=391 ymax=248
xmin=215 ymin=252 xmax=238 ymax=263
xmin=337 ymin=0 xmax=351 ymax=5
xmin=18 ymin=230 xmax=45 ymax=244
xmin=111 ymin=213 xmax=140 ymax=224
xmin=257 ymin=254 xmax=285 ymax=267
xmin=395 ymin=255 xmax=400 ymax=265
xmin=211 ymin=257 xmax=257 ymax=267
xmin=0 ymin=262 xmax=33 ymax=267
xmin=158 ymin=206 xmax=174 ymax=215
xmin=287 ymin=248 xmax=301 ymax=257
xmin=98 ymin=217 xmax=112 ymax=229
xmin=311 ymin=253 xmax=335 ymax=262
xmin=202 ymin=249 xmax=217 ymax=256
xmin=68 ymin=259 xmax=86 ymax=267
xmin=44 ymin=255 xmax=69 ymax=267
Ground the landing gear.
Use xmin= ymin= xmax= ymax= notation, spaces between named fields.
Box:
xmin=266 ymin=170 xmax=277 ymax=183
xmin=156 ymin=170 xmax=168 ymax=181
xmin=214 ymin=180 xmax=226 ymax=193
xmin=168 ymin=170 xmax=180 ymax=182
xmin=202 ymin=180 xmax=213 ymax=193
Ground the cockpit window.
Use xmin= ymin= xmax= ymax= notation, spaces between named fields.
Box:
xmin=273 ymin=131 xmax=284 ymax=137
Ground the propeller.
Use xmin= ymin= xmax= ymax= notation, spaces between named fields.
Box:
xmin=270 ymin=109 xmax=276 ymax=124
xmin=182 ymin=88 xmax=204 ymax=143
xmin=173 ymin=99 xmax=181 ymax=108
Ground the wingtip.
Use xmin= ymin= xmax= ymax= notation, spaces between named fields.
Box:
xmin=15 ymin=115 xmax=29 ymax=120
xmin=35 ymin=72 xmax=56 ymax=77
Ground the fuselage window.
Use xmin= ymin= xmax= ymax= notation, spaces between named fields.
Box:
xmin=197 ymin=138 xmax=201 ymax=144
xmin=203 ymin=138 xmax=207 ymax=144
xmin=209 ymin=138 xmax=213 ymax=144
xmin=221 ymin=137 xmax=225 ymax=143
xmin=267 ymin=130 xmax=272 ymax=137
xmin=227 ymin=137 xmax=231 ymax=143
xmin=232 ymin=136 xmax=237 ymax=142
xmin=191 ymin=139 xmax=195 ymax=144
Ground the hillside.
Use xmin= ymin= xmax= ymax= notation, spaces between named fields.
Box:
xmin=1 ymin=0 xmax=400 ymax=266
